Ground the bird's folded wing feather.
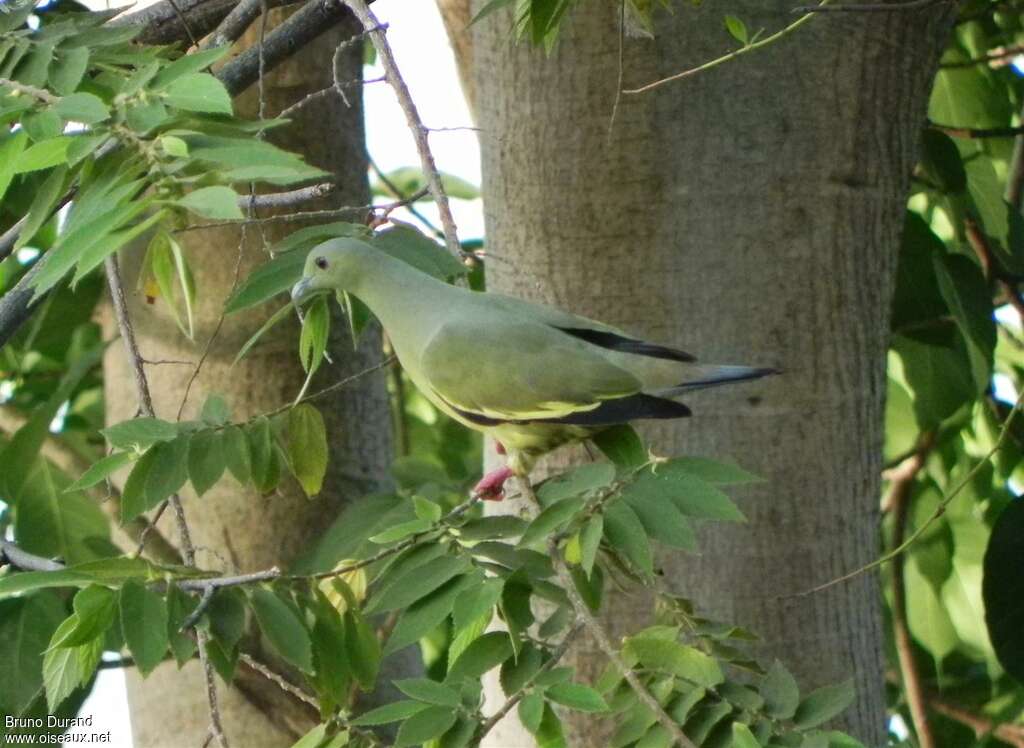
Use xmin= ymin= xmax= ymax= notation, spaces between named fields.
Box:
xmin=419 ymin=319 xmax=643 ymax=423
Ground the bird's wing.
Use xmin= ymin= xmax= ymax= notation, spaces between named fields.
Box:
xmin=487 ymin=293 xmax=696 ymax=363
xmin=418 ymin=318 xmax=659 ymax=424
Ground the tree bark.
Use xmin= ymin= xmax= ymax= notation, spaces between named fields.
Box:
xmin=461 ymin=2 xmax=955 ymax=745
xmin=101 ymin=11 xmax=395 ymax=747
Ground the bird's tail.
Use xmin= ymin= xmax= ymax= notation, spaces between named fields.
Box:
xmin=653 ymin=365 xmax=779 ymax=397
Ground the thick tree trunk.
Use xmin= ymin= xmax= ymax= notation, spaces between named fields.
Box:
xmin=459 ymin=2 xmax=955 ymax=745
xmin=101 ymin=12 xmax=394 ymax=747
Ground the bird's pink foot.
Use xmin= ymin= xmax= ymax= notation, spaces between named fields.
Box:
xmin=474 ymin=466 xmax=514 ymax=501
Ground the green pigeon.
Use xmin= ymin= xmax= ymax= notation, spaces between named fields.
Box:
xmin=291 ymin=238 xmax=776 ymax=499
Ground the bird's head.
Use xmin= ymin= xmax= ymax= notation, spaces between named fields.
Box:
xmin=290 ymin=237 xmax=374 ymax=305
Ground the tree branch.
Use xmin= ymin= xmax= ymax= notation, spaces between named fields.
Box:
xmin=104 ymin=254 xmax=228 ymax=748
xmin=343 ymin=0 xmax=467 ymax=262
xmin=216 ymin=0 xmax=357 ymax=97
xmin=546 ymin=535 xmax=698 ymax=748
xmin=624 ymin=1 xmax=829 ymax=95
xmin=792 ymin=0 xmax=945 ymax=11
xmin=888 ymin=432 xmax=937 ymax=748
xmin=476 ymin=623 xmax=584 ymax=742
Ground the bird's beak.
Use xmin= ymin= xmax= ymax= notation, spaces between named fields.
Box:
xmin=290 ymin=277 xmax=313 ymax=304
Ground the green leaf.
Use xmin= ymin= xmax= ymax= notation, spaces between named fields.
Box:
xmin=625 ymin=636 xmax=723 ymax=687
xmin=48 ymin=46 xmax=89 ymax=95
xmin=394 ymin=678 xmax=461 ymax=707
xmin=628 ymin=463 xmax=745 ymax=522
xmin=519 ymin=496 xmax=586 ymax=548
xmin=793 ymin=680 xmax=855 ymax=729
xmin=166 ymin=586 xmax=199 ymax=665
xmin=365 ymin=554 xmax=470 ymax=613
xmin=15 ymin=163 xmax=68 ymax=252
xmin=371 ymin=223 xmax=467 ymax=281
xmin=249 ymin=586 xmax=313 ymax=674
xmin=1 ymin=343 xmax=103 ymax=500
xmin=286 ymin=404 xmax=328 ymax=496
xmin=0 ymin=594 xmax=65 ymax=715
xmin=188 ymin=429 xmax=226 ymax=497
xmin=208 ymin=589 xmax=247 ymax=650
xmin=369 ymin=517 xmax=432 ymax=545
xmin=50 ymin=585 xmax=116 ymax=649
xmin=222 ymin=425 xmax=252 ymax=484
xmin=456 ymin=515 xmax=527 ymax=541
xmin=0 ymin=130 xmax=28 ymax=203
xmin=724 ymin=15 xmax=748 ymax=44
xmin=200 ymin=394 xmax=232 ymax=425
xmin=579 ymin=515 xmax=603 ymax=576
xmin=43 ymin=617 xmax=102 ymax=711
xmin=162 ymin=73 xmax=233 ymax=114
xmin=151 ymin=46 xmax=230 ymax=90
xmin=102 ymin=417 xmax=180 ymax=451
xmin=186 ymin=137 xmax=327 ymax=184
xmin=226 ymin=249 xmax=310 ymax=313
xmin=298 ymin=295 xmax=330 ymax=375
xmin=731 ymin=722 xmax=762 ymax=748
xmin=14 ymin=461 xmax=108 ymax=566
xmin=919 ymin=129 xmax=966 ymax=194
xmin=14 ymin=136 xmax=72 ymax=173
xmin=247 ymin=416 xmax=278 ymax=493
xmin=546 ymin=682 xmax=609 ymax=713
xmin=500 ymin=643 xmax=543 ymax=695
xmin=175 ymin=186 xmax=244 ymax=220
xmin=120 ymin=579 xmax=169 ymax=676
xmin=23 ymin=109 xmax=63 ymax=142
xmin=148 ymin=232 xmax=196 ymax=338
xmin=144 ymin=435 xmax=190 ymax=506
xmin=761 ymin=660 xmax=800 ymax=719
xmin=446 ymin=631 xmax=513 ymax=683
xmin=518 ymin=692 xmax=545 ymax=734
xmin=394 ymin=705 xmax=458 ymax=748
xmin=53 ymin=93 xmax=109 ymax=124
xmin=537 ymin=463 xmax=616 ymax=505
xmin=372 ymin=166 xmax=481 ymax=201
xmin=602 ymin=501 xmax=653 ymax=577
xmin=351 ymin=700 xmax=429 ymax=726
xmin=932 ymin=252 xmax=995 ymax=392
xmin=232 ymin=303 xmax=294 ymax=366
xmin=121 ymin=448 xmax=157 ymax=522
xmin=384 ymin=575 xmax=472 ymax=655
xmin=345 ymin=610 xmax=381 ymax=691
xmin=984 ymin=499 xmax=1024 ymax=684
xmin=452 ymin=577 xmax=503 ymax=633
xmin=591 ymin=424 xmax=646 ymax=469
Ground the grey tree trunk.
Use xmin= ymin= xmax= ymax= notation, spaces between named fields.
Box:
xmin=101 ymin=13 xmax=394 ymax=747
xmin=447 ymin=2 xmax=955 ymax=745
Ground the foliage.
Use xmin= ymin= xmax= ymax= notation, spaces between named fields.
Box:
xmin=5 ymin=0 xmax=1024 ymax=747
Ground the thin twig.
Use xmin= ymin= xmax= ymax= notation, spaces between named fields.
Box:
xmin=0 ymin=77 xmax=58 ymax=104
xmin=932 ymin=122 xmax=1024 ymax=139
xmin=104 ymin=255 xmax=228 ymax=748
xmin=941 ymin=43 xmax=1024 ymax=69
xmin=794 ymin=389 xmax=1024 ymax=597
xmin=477 ymin=623 xmax=584 ymax=741
xmin=547 ymin=533 xmax=697 ymax=748
xmin=165 ymin=0 xmax=200 ymax=47
xmin=964 ymin=216 xmax=1024 ymax=321
xmin=0 ymin=540 xmax=63 ymax=571
xmin=236 ymin=183 xmax=337 ymax=210
xmin=202 ymin=0 xmax=263 ymax=49
xmin=888 ymin=433 xmax=937 ymax=748
xmin=793 ymin=0 xmax=943 ymax=10
xmin=343 ymin=0 xmax=466 ymax=261
xmin=624 ymin=1 xmax=829 ymax=95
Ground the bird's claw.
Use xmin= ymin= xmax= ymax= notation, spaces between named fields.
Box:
xmin=473 ymin=466 xmax=514 ymax=501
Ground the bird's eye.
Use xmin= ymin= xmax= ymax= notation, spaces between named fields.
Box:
xmin=315 ymin=257 xmax=328 ymax=270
